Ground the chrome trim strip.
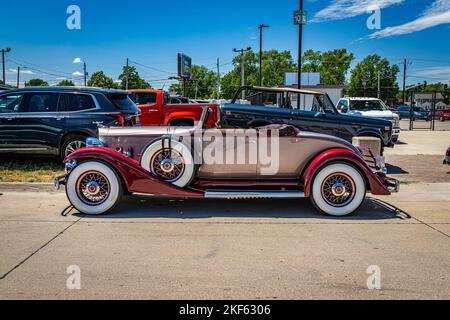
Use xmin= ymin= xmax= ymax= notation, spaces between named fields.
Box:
xmin=204 ymin=190 xmax=306 ymax=199
xmin=0 ymin=147 xmax=48 ymax=151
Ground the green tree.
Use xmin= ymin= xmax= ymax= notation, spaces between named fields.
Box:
xmin=221 ymin=49 xmax=297 ymax=99
xmin=88 ymin=71 xmax=117 ymax=88
xmin=57 ymin=79 xmax=75 ymax=86
xmin=169 ymin=65 xmax=218 ymax=99
xmin=26 ymin=79 xmax=49 ymax=87
xmin=302 ymin=49 xmax=354 ymax=85
xmin=347 ymin=54 xmax=400 ymax=103
xmin=118 ymin=66 xmax=150 ymax=90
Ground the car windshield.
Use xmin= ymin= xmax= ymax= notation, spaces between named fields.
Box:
xmin=350 ymin=100 xmax=387 ymax=111
xmin=232 ymin=88 xmax=336 ymax=114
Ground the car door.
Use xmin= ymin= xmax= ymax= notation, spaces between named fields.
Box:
xmin=13 ymin=92 xmax=65 ymax=153
xmin=131 ymin=92 xmax=161 ymax=126
xmin=0 ymin=92 xmax=25 ymax=149
xmin=198 ymin=129 xmax=258 ymax=178
xmin=62 ymin=93 xmax=104 ymax=135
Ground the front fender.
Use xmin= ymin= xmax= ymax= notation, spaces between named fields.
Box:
xmin=302 ymin=148 xmax=390 ymax=197
xmin=64 ymin=147 xmax=203 ymax=198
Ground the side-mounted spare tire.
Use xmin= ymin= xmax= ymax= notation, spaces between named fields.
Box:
xmin=140 ymin=139 xmax=195 ymax=188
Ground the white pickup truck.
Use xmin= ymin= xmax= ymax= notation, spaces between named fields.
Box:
xmin=337 ymin=97 xmax=401 ymax=143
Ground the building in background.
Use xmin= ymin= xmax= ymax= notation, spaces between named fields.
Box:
xmin=284 ymin=72 xmax=346 ymax=109
xmin=414 ymin=92 xmax=447 ymax=110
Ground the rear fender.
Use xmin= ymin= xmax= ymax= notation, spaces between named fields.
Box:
xmin=302 ymin=148 xmax=390 ymax=197
xmin=64 ymin=147 xmax=203 ymax=198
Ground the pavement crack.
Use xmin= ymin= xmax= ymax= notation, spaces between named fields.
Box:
xmin=0 ymin=218 xmax=82 ymax=281
xmin=411 ymin=216 xmax=450 ymax=239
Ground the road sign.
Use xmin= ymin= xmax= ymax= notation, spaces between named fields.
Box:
xmin=178 ymin=53 xmax=192 ymax=79
xmin=294 ymin=10 xmax=307 ymax=25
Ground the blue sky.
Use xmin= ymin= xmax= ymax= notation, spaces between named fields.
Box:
xmin=1 ymin=0 xmax=449 ymax=88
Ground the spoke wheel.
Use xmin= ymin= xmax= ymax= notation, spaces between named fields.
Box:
xmin=321 ymin=173 xmax=356 ymax=208
xmin=76 ymin=171 xmax=110 ymax=205
xmin=150 ymin=150 xmax=185 ymax=182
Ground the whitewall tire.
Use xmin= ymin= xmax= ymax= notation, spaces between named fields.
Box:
xmin=310 ymin=163 xmax=366 ymax=217
xmin=66 ymin=161 xmax=123 ymax=215
xmin=140 ymin=139 xmax=195 ymax=188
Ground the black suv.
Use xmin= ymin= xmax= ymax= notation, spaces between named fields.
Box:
xmin=222 ymin=86 xmax=394 ymax=149
xmin=0 ymin=87 xmax=140 ymax=159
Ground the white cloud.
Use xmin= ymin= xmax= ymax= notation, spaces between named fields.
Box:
xmin=72 ymin=71 xmax=84 ymax=77
xmin=312 ymin=0 xmax=404 ymax=22
xmin=73 ymin=57 xmax=83 ymax=64
xmin=412 ymin=66 xmax=450 ymax=79
xmin=8 ymin=68 xmax=35 ymax=75
xmin=369 ymin=0 xmax=450 ymax=38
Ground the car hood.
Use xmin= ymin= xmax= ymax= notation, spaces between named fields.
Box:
xmin=349 ymin=110 xmax=399 ymax=120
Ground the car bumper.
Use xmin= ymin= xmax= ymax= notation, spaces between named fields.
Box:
xmin=55 ymin=174 xmax=67 ymax=190
xmin=386 ymin=177 xmax=400 ymax=193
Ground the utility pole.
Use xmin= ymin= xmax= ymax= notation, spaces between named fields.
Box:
xmin=258 ymin=24 xmax=270 ymax=87
xmin=233 ymin=47 xmax=252 ymax=99
xmin=125 ymin=58 xmax=129 ymax=90
xmin=377 ymin=71 xmax=381 ymax=99
xmin=401 ymin=58 xmax=412 ymax=104
xmin=83 ymin=62 xmax=87 ymax=87
xmin=1 ymin=48 xmax=11 ymax=84
xmin=16 ymin=67 xmax=20 ymax=88
xmin=216 ymin=58 xmax=221 ymax=99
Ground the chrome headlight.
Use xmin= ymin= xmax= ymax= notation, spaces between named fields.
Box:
xmin=86 ymin=137 xmax=104 ymax=147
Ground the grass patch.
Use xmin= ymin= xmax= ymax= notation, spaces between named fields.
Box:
xmin=0 ymin=158 xmax=65 ymax=183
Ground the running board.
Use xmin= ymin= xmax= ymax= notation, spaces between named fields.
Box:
xmin=204 ymin=190 xmax=305 ymax=199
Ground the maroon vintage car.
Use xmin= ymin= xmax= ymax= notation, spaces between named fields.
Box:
xmin=56 ymin=108 xmax=399 ymax=217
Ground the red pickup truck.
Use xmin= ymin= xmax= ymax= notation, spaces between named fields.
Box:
xmin=129 ymin=89 xmax=218 ymax=127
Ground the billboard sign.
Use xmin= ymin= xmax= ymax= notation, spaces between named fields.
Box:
xmin=178 ymin=53 xmax=192 ymax=79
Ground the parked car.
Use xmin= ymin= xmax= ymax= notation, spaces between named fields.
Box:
xmin=56 ymin=108 xmax=399 ymax=216
xmin=431 ymin=109 xmax=450 ymax=122
xmin=444 ymin=147 xmax=450 ymax=165
xmin=394 ymin=105 xmax=430 ymax=121
xmin=170 ymin=96 xmax=196 ymax=104
xmin=0 ymin=84 xmax=12 ymax=92
xmin=0 ymin=87 xmax=140 ymax=159
xmin=337 ymin=97 xmax=401 ymax=143
xmin=221 ymin=86 xmax=394 ymax=152
xmin=129 ymin=89 xmax=218 ymax=127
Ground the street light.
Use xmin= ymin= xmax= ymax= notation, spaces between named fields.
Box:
xmin=1 ymin=48 xmax=11 ymax=84
xmin=258 ymin=24 xmax=270 ymax=87
xmin=233 ymin=47 xmax=252 ymax=99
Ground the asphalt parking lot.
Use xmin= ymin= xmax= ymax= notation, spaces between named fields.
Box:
xmin=0 ymin=131 xmax=449 ymax=300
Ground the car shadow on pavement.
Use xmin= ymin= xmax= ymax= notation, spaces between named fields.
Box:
xmin=74 ymin=197 xmax=410 ymax=221
xmin=386 ymin=163 xmax=409 ymax=174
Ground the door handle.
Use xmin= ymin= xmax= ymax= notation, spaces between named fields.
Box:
xmin=147 ymin=109 xmax=159 ymax=113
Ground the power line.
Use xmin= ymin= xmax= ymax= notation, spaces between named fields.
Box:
xmin=128 ymin=59 xmax=176 ymax=75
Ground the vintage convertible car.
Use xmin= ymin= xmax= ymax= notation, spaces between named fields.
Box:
xmin=56 ymin=108 xmax=399 ymax=216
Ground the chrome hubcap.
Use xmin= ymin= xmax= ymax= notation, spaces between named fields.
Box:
xmin=160 ymin=159 xmax=175 ymax=173
xmin=76 ymin=171 xmax=110 ymax=205
xmin=331 ymin=183 xmax=347 ymax=197
xmin=86 ymin=181 xmax=101 ymax=196
xmin=321 ymin=173 xmax=355 ymax=207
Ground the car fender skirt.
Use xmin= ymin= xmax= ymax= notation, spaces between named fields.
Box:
xmin=302 ymin=148 xmax=391 ymax=197
xmin=64 ymin=147 xmax=203 ymax=198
